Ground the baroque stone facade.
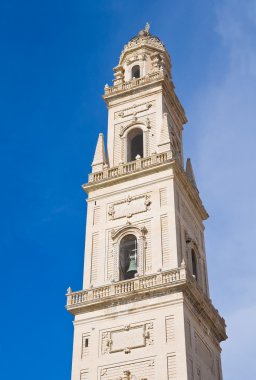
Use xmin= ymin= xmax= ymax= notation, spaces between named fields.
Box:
xmin=66 ymin=25 xmax=227 ymax=380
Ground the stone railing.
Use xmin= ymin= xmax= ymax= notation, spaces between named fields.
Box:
xmin=66 ymin=266 xmax=186 ymax=309
xmin=88 ymin=151 xmax=172 ymax=183
xmin=104 ymin=71 xmax=164 ymax=96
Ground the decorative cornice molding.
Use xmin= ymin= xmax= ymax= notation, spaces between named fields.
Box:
xmin=66 ymin=266 xmax=226 ymax=343
xmin=111 ymin=224 xmax=148 ymax=240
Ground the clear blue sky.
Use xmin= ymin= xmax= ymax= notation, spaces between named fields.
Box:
xmin=1 ymin=1 xmax=255 ymax=379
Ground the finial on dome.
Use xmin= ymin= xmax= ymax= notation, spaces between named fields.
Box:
xmin=138 ymin=22 xmax=151 ymax=37
xmin=144 ymin=22 xmax=150 ymax=34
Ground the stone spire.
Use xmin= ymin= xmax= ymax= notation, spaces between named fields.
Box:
xmin=186 ymin=158 xmax=197 ymax=188
xmin=91 ymin=133 xmax=107 ymax=173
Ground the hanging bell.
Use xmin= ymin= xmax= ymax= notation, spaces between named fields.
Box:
xmin=127 ymin=255 xmax=137 ymax=273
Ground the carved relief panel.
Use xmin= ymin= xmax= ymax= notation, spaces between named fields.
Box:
xmin=101 ymin=321 xmax=154 ymax=355
xmin=99 ymin=358 xmax=155 ymax=380
xmin=114 ymin=101 xmax=155 ymax=121
xmin=108 ymin=194 xmax=151 ymax=221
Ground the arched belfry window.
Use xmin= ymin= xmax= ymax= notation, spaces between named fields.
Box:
xmin=191 ymin=249 xmax=198 ymax=280
xmin=131 ymin=65 xmax=140 ymax=79
xmin=119 ymin=234 xmax=138 ymax=280
xmin=127 ymin=128 xmax=143 ymax=162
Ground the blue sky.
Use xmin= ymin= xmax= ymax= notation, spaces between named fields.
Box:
xmin=0 ymin=1 xmax=255 ymax=379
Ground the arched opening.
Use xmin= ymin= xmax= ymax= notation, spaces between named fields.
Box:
xmin=127 ymin=128 xmax=143 ymax=162
xmin=131 ymin=65 xmax=140 ymax=79
xmin=191 ymin=249 xmax=198 ymax=280
xmin=119 ymin=234 xmax=138 ymax=280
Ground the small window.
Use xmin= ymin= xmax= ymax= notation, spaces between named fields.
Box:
xmin=127 ymin=128 xmax=143 ymax=162
xmin=191 ymin=249 xmax=198 ymax=280
xmin=132 ymin=65 xmax=140 ymax=79
xmin=119 ymin=234 xmax=138 ymax=281
xmin=82 ymin=334 xmax=90 ymax=358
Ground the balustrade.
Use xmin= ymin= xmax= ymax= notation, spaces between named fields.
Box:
xmin=104 ymin=71 xmax=164 ymax=96
xmin=87 ymin=151 xmax=172 ymax=184
xmin=66 ymin=267 xmax=184 ymax=308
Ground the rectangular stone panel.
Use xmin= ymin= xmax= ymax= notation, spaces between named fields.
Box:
xmin=167 ymin=354 xmax=176 ymax=379
xmin=161 ymin=215 xmax=170 ymax=268
xmin=101 ymin=321 xmax=154 ymax=355
xmin=90 ymin=233 xmax=99 ymax=284
xmin=111 ymin=325 xmax=145 ymax=352
xmin=108 ymin=194 xmax=151 ymax=220
xmin=166 ymin=316 xmax=175 ymax=342
xmin=160 ymin=188 xmax=167 ymax=207
xmin=93 ymin=206 xmax=100 ymax=225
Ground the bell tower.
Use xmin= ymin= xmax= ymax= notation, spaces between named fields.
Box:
xmin=66 ymin=25 xmax=227 ymax=380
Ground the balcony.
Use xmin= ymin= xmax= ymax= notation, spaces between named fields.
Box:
xmin=88 ymin=151 xmax=173 ymax=184
xmin=104 ymin=71 xmax=165 ymax=97
xmin=66 ymin=265 xmax=227 ymax=342
xmin=66 ymin=266 xmax=185 ymax=313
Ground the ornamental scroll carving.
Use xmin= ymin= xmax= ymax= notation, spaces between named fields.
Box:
xmin=119 ymin=118 xmax=151 ymax=138
xmin=100 ymin=358 xmax=155 ymax=379
xmin=117 ymin=371 xmax=148 ymax=380
xmin=114 ymin=101 xmax=154 ymax=120
xmin=119 ymin=33 xmax=166 ymax=64
xmin=108 ymin=194 xmax=151 ymax=221
xmin=101 ymin=321 xmax=154 ymax=355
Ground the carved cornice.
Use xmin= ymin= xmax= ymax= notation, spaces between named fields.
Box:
xmin=103 ymin=71 xmax=165 ymax=101
xmin=83 ymin=154 xmax=207 ymax=221
xmin=103 ymin=74 xmax=187 ymax=126
xmin=111 ymin=224 xmax=148 ymax=240
xmin=119 ymin=118 xmax=151 ymax=137
xmin=119 ymin=31 xmax=169 ymax=65
xmin=66 ymin=266 xmax=226 ymax=343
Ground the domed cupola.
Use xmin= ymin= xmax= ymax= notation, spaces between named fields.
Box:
xmin=112 ymin=23 xmax=172 ymax=85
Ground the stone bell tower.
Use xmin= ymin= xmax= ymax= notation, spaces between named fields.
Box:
xmin=66 ymin=24 xmax=227 ymax=380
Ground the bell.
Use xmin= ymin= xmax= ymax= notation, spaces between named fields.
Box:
xmin=127 ymin=255 xmax=137 ymax=273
